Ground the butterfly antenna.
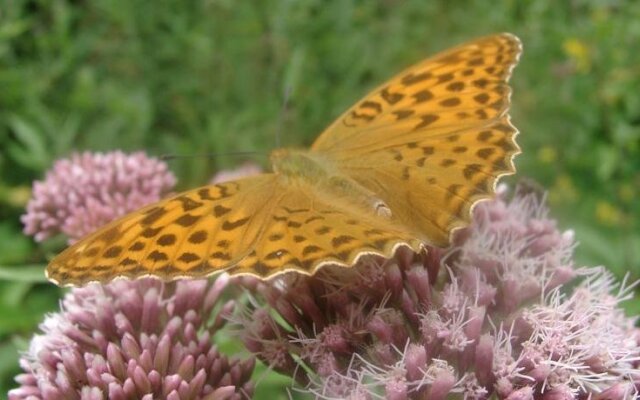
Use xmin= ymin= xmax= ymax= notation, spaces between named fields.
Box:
xmin=159 ymin=151 xmax=266 ymax=162
xmin=276 ymin=86 xmax=292 ymax=149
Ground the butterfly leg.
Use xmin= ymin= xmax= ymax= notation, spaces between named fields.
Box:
xmin=323 ymin=175 xmax=392 ymax=219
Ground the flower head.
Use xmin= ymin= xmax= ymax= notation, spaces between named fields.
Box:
xmin=9 ymin=276 xmax=254 ymax=400
xmin=235 ymin=187 xmax=640 ymax=399
xmin=13 ymin=154 xmax=254 ymax=399
xmin=22 ymin=151 xmax=176 ymax=243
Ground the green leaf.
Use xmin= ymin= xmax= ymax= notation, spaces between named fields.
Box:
xmin=6 ymin=115 xmax=49 ymax=171
xmin=0 ymin=265 xmax=47 ymax=283
xmin=0 ymin=223 xmax=32 ymax=265
xmin=0 ymin=340 xmax=21 ymax=397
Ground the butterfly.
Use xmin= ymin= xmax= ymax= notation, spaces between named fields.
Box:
xmin=47 ymin=33 xmax=522 ymax=286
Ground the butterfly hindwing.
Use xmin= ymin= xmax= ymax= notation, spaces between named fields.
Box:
xmin=340 ymin=116 xmax=518 ymax=246
xmin=226 ymin=185 xmax=423 ymax=277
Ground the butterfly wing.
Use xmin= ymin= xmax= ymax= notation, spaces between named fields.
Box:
xmin=311 ymin=33 xmax=521 ymax=246
xmin=224 ymin=184 xmax=424 ymax=277
xmin=47 ymin=174 xmax=283 ymax=286
xmin=48 ymin=172 xmax=422 ymax=285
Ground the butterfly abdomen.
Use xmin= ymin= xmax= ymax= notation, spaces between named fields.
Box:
xmin=271 ymin=149 xmax=392 ymax=218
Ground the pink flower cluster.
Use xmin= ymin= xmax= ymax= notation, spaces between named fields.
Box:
xmin=9 ymin=277 xmax=254 ymax=400
xmin=13 ymin=152 xmax=254 ymax=400
xmin=22 ymin=151 xmax=176 ymax=243
xmin=236 ymin=187 xmax=640 ymax=399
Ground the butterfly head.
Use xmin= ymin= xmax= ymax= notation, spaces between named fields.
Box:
xmin=270 ymin=148 xmax=327 ymax=180
xmin=269 ymin=148 xmax=291 ymax=171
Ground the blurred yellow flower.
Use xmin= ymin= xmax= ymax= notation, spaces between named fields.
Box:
xmin=549 ymin=174 xmax=578 ymax=204
xmin=537 ymin=146 xmax=557 ymax=164
xmin=563 ymin=38 xmax=590 ymax=73
xmin=3 ymin=185 xmax=31 ymax=208
xmin=595 ymin=201 xmax=622 ymax=226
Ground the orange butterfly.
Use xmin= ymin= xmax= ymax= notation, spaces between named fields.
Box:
xmin=48 ymin=33 xmax=521 ymax=286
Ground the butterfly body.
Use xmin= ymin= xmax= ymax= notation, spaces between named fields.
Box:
xmin=270 ymin=148 xmax=331 ymax=181
xmin=48 ymin=33 xmax=522 ymax=286
xmin=271 ymin=148 xmax=393 ymax=219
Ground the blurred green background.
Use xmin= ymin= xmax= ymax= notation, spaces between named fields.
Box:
xmin=1 ymin=0 xmax=639 ymax=398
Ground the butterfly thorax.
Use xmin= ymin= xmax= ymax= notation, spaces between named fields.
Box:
xmin=270 ymin=148 xmax=392 ymax=218
xmin=270 ymin=148 xmax=329 ymax=181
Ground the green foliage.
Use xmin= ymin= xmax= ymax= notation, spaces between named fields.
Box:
xmin=0 ymin=0 xmax=638 ymax=397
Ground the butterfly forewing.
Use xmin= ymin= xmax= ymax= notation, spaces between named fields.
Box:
xmin=47 ymin=175 xmax=281 ymax=285
xmin=311 ymin=33 xmax=521 ymax=152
